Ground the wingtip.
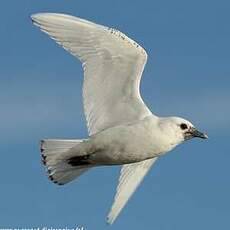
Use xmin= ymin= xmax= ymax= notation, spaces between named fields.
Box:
xmin=30 ymin=13 xmax=40 ymax=21
xmin=30 ymin=13 xmax=51 ymax=23
xmin=106 ymin=216 xmax=114 ymax=225
xmin=30 ymin=14 xmax=35 ymax=24
xmin=30 ymin=13 xmax=43 ymax=26
xmin=106 ymin=212 xmax=116 ymax=225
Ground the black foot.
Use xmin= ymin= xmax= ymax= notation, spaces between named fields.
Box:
xmin=67 ymin=155 xmax=91 ymax=166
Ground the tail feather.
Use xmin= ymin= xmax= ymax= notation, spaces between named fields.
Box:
xmin=40 ymin=139 xmax=92 ymax=185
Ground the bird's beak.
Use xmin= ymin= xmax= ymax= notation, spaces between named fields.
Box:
xmin=185 ymin=127 xmax=208 ymax=140
xmin=192 ymin=128 xmax=208 ymax=139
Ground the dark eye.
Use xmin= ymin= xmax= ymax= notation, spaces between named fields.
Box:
xmin=180 ymin=123 xmax=188 ymax=130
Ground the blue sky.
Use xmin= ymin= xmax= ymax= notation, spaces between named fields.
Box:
xmin=0 ymin=0 xmax=230 ymax=229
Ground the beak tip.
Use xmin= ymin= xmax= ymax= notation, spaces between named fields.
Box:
xmin=191 ymin=128 xmax=208 ymax=139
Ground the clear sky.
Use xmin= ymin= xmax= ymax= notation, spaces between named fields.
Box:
xmin=0 ymin=0 xmax=229 ymax=229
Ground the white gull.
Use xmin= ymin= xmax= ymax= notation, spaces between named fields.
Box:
xmin=31 ymin=13 xmax=208 ymax=224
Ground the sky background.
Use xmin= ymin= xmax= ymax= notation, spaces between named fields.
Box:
xmin=0 ymin=0 xmax=230 ymax=229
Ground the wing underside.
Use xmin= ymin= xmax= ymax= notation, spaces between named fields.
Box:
xmin=107 ymin=158 xmax=158 ymax=224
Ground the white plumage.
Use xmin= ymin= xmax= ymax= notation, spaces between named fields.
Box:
xmin=32 ymin=13 xmax=151 ymax=135
xmin=32 ymin=13 xmax=207 ymax=224
xmin=107 ymin=158 xmax=158 ymax=224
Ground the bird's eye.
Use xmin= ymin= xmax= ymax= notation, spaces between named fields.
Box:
xmin=180 ymin=123 xmax=188 ymax=130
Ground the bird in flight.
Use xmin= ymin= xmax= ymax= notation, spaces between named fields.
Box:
xmin=31 ymin=13 xmax=208 ymax=224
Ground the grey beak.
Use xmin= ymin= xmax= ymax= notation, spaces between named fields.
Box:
xmin=192 ymin=128 xmax=208 ymax=139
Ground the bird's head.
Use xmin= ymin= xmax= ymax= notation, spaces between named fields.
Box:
xmin=164 ymin=117 xmax=208 ymax=141
xmin=159 ymin=117 xmax=208 ymax=144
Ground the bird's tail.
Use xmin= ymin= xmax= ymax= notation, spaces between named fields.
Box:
xmin=40 ymin=139 xmax=93 ymax=185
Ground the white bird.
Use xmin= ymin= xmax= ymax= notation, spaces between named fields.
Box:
xmin=31 ymin=13 xmax=208 ymax=224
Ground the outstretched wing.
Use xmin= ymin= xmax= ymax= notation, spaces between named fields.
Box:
xmin=107 ymin=158 xmax=158 ymax=224
xmin=31 ymin=13 xmax=152 ymax=135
